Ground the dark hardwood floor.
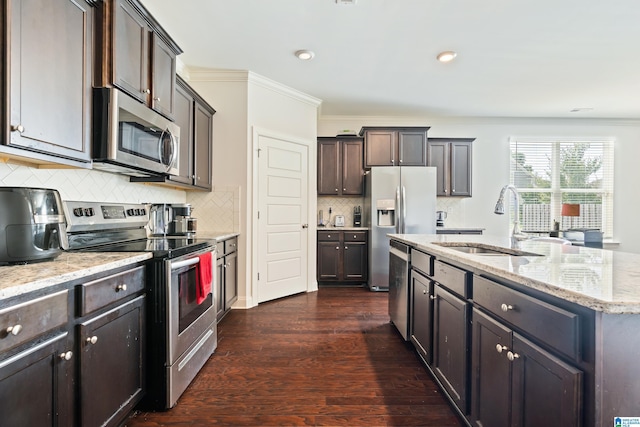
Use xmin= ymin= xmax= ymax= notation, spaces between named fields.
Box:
xmin=125 ymin=287 xmax=464 ymax=426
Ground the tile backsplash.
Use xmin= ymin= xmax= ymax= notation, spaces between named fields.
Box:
xmin=0 ymin=161 xmax=185 ymax=203
xmin=317 ymin=195 xmax=365 ymax=227
xmin=187 ymin=186 xmax=240 ymax=233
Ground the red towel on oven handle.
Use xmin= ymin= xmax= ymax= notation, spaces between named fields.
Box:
xmin=196 ymin=252 xmax=213 ymax=305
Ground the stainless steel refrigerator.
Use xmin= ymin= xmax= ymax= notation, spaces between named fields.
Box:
xmin=364 ymin=167 xmax=437 ymax=292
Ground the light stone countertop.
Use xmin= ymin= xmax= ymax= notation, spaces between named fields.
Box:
xmin=389 ymin=233 xmax=640 ymax=314
xmin=0 ymin=252 xmax=152 ymax=302
xmin=198 ymin=231 xmax=240 ymax=242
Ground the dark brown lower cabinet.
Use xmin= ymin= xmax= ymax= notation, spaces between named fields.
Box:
xmin=432 ymin=284 xmax=469 ymax=414
xmin=317 ymin=231 xmax=368 ymax=285
xmin=410 ymin=269 xmax=434 ymax=363
xmin=78 ymin=295 xmax=146 ymax=427
xmin=216 ymin=237 xmax=238 ymax=322
xmin=0 ymin=333 xmax=73 ymax=427
xmin=471 ymin=308 xmax=583 ymax=427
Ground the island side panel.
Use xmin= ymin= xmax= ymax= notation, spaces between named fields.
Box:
xmin=595 ymin=312 xmax=640 ymax=425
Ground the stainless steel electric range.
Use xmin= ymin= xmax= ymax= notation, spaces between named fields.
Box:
xmin=64 ymin=200 xmax=217 ymax=409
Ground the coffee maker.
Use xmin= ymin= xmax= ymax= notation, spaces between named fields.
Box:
xmin=436 ymin=211 xmax=447 ymax=227
xmin=353 ymin=206 xmax=362 ymax=227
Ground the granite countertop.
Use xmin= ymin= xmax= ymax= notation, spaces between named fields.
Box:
xmin=198 ymin=231 xmax=240 ymax=242
xmin=0 ymin=252 xmax=152 ymax=302
xmin=389 ymin=233 xmax=640 ymax=314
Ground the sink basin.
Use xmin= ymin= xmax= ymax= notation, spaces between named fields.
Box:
xmin=432 ymin=243 xmax=542 ymax=257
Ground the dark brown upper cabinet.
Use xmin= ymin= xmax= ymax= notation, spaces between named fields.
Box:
xmin=132 ymin=76 xmax=215 ymax=191
xmin=95 ymin=0 xmax=182 ymax=120
xmin=2 ymin=0 xmax=95 ymax=167
xmin=359 ymin=127 xmax=429 ymax=167
xmin=427 ymin=137 xmax=474 ymax=197
xmin=317 ymin=137 xmax=364 ymax=196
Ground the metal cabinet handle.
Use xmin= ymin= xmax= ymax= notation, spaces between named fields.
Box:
xmin=496 ymin=344 xmax=508 ymax=353
xmin=507 ymin=351 xmax=520 ymax=362
xmin=10 ymin=124 xmax=25 ymax=133
xmin=327 ymin=234 xmax=331 ymax=238
xmin=429 ymin=295 xmax=436 ymax=300
xmin=343 ymin=188 xmax=346 ymax=191
xmin=116 ymin=284 xmax=127 ymax=292
xmin=353 ymin=235 xmax=357 ymax=238
xmin=6 ymin=325 xmax=23 ymax=336
xmin=335 ymin=246 xmax=339 ymax=250
xmin=501 ymin=303 xmax=514 ymax=312
xmin=153 ymin=97 xmax=161 ymax=101
xmin=345 ymin=246 xmax=348 ymax=250
xmin=226 ymin=262 xmax=231 ymax=267
xmin=143 ymin=89 xmax=150 ymax=94
xmin=86 ymin=336 xmax=98 ymax=345
xmin=59 ymin=351 xmax=73 ymax=361
xmin=423 ymin=289 xmax=427 ymax=295
xmin=335 ymin=188 xmax=338 ymax=192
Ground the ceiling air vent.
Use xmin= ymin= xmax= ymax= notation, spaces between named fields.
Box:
xmin=336 ymin=0 xmax=357 ymax=4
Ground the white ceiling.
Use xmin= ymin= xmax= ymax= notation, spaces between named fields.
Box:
xmin=141 ymin=0 xmax=640 ymax=119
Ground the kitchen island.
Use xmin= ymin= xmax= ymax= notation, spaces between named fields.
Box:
xmin=389 ymin=233 xmax=640 ymax=427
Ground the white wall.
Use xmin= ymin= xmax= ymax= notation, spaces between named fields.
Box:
xmin=185 ymin=70 xmax=320 ymax=308
xmin=319 ymin=116 xmax=640 ymax=253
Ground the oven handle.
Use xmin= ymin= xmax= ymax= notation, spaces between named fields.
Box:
xmin=171 ymin=257 xmax=200 ymax=271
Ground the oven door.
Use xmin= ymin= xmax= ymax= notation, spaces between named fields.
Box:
xmin=167 ymin=246 xmax=217 ymax=365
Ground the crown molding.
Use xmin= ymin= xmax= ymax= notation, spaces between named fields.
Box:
xmin=185 ymin=68 xmax=322 ymax=108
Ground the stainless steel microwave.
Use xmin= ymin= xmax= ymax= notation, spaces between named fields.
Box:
xmin=92 ymin=87 xmax=180 ymax=177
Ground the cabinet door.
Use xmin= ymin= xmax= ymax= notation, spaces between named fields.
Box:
xmin=398 ymin=131 xmax=427 ymax=166
xmin=317 ymin=241 xmax=341 ymax=281
xmin=511 ymin=334 xmax=582 ymax=427
xmin=427 ymin=141 xmax=450 ymax=196
xmin=318 ymin=139 xmax=340 ymax=195
xmin=78 ymin=295 xmax=145 ymax=427
xmin=432 ymin=284 xmax=469 ymax=414
xmin=216 ymin=256 xmax=225 ymax=320
xmin=451 ymin=141 xmax=472 ymax=196
xmin=194 ymin=102 xmax=213 ymax=189
xmin=151 ymin=33 xmax=176 ymax=119
xmin=0 ymin=333 xmax=73 ymax=427
xmin=471 ymin=308 xmax=512 ymax=427
xmin=341 ymin=139 xmax=364 ymax=195
xmin=113 ymin=0 xmax=149 ymax=102
xmin=410 ymin=270 xmax=433 ymax=363
xmin=224 ymin=251 xmax=238 ymax=310
xmin=342 ymin=242 xmax=367 ymax=281
xmin=365 ymin=130 xmax=397 ymax=167
xmin=8 ymin=0 xmax=93 ymax=162
xmin=172 ymin=80 xmax=195 ymax=185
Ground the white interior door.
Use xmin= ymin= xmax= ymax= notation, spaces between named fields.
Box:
xmin=257 ymin=134 xmax=309 ymax=303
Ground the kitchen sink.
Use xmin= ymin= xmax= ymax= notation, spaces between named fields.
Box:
xmin=432 ymin=243 xmax=542 ymax=257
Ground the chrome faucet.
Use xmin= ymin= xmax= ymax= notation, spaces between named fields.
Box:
xmin=494 ymin=185 xmax=527 ymax=243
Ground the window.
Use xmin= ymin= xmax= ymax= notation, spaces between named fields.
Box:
xmin=509 ymin=137 xmax=614 ymax=238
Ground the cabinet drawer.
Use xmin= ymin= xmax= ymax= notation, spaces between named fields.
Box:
xmin=224 ymin=237 xmax=238 ymax=255
xmin=432 ymin=260 xmax=469 ymax=298
xmin=0 ymin=290 xmax=68 ymax=353
xmin=411 ymin=249 xmax=433 ymax=276
xmin=77 ymin=267 xmax=145 ymax=316
xmin=473 ymin=275 xmax=580 ymax=360
xmin=318 ymin=231 xmax=340 ymax=241
xmin=344 ymin=231 xmax=367 ymax=242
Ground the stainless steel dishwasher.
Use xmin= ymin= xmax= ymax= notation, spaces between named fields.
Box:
xmin=389 ymin=239 xmax=411 ymax=340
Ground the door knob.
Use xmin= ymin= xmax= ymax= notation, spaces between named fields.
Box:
xmin=302 ymin=224 xmax=308 ymax=229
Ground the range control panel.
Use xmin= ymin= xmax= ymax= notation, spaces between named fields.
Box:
xmin=63 ymin=201 xmax=150 ymax=232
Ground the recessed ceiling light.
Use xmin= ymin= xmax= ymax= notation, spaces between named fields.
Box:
xmin=436 ymin=51 xmax=457 ymax=63
xmin=570 ymin=107 xmax=594 ymax=113
xmin=295 ymin=50 xmax=315 ymax=60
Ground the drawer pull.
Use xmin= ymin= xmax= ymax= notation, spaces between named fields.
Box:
xmin=59 ymin=351 xmax=73 ymax=361
xmin=507 ymin=351 xmax=520 ymax=362
xmin=336 ymin=246 xmax=339 ymax=250
xmin=6 ymin=325 xmax=23 ymax=336
xmin=328 ymin=234 xmax=331 ymax=238
xmin=345 ymin=246 xmax=348 ymax=250
xmin=116 ymin=284 xmax=128 ymax=292
xmin=10 ymin=124 xmax=25 ymax=133
xmin=423 ymin=289 xmax=427 ymax=295
xmin=501 ymin=303 xmax=514 ymax=312
xmin=86 ymin=336 xmax=98 ymax=345
xmin=496 ymin=344 xmax=508 ymax=353
xmin=430 ymin=295 xmax=436 ymax=300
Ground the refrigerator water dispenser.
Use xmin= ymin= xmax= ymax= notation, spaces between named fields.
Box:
xmin=376 ymin=199 xmax=396 ymax=226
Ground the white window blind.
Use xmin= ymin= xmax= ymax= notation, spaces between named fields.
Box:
xmin=509 ymin=137 xmax=614 ymax=238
